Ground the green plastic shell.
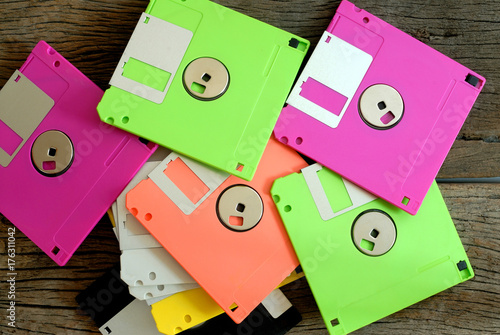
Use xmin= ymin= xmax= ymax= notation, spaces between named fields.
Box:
xmin=97 ymin=0 xmax=309 ymax=181
xmin=271 ymin=167 xmax=473 ymax=334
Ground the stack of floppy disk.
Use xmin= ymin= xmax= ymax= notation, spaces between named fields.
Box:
xmin=0 ymin=0 xmax=485 ymax=334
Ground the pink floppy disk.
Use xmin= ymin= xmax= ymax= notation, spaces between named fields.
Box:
xmin=274 ymin=0 xmax=485 ymax=215
xmin=0 ymin=41 xmax=157 ymax=265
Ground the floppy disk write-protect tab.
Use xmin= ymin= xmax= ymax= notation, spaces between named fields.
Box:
xmin=98 ymin=0 xmax=310 ymax=181
xmin=274 ymin=0 xmax=485 ymax=214
xmin=0 ymin=41 xmax=156 ymax=265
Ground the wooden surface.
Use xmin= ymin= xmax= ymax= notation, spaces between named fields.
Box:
xmin=0 ymin=0 xmax=499 ymax=334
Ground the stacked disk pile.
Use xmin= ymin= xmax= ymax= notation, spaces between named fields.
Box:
xmin=0 ymin=0 xmax=485 ymax=334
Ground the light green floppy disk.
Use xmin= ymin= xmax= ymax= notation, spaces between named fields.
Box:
xmin=271 ymin=164 xmax=474 ymax=334
xmin=97 ymin=0 xmax=309 ymax=181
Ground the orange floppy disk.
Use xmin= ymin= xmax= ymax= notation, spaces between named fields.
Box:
xmin=126 ymin=138 xmax=307 ymax=323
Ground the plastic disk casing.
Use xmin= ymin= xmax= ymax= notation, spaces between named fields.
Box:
xmin=76 ymin=264 xmax=162 ymax=335
xmin=151 ymin=270 xmax=304 ymax=334
xmin=126 ymin=138 xmax=307 ymax=323
xmin=109 ymin=156 xmax=200 ymax=301
xmin=109 ymin=205 xmax=200 ymax=302
xmin=271 ymin=164 xmax=474 ymax=334
xmin=170 ymin=289 xmax=301 ymax=335
xmin=0 ymin=41 xmax=156 ymax=265
xmin=97 ymin=0 xmax=309 ymax=181
xmin=274 ymin=0 xmax=485 ymax=215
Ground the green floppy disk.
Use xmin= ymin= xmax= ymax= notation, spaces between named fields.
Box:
xmin=270 ymin=164 xmax=474 ymax=334
xmin=97 ymin=0 xmax=309 ymax=181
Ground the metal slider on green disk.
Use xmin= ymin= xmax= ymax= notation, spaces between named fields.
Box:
xmin=109 ymin=13 xmax=193 ymax=104
xmin=301 ymin=163 xmax=376 ymax=221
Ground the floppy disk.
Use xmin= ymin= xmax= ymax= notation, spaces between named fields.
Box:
xmin=152 ymin=270 xmax=304 ymax=334
xmin=108 ymin=209 xmax=200 ymax=300
xmin=126 ymin=138 xmax=307 ymax=323
xmin=178 ymin=289 xmax=301 ymax=335
xmin=274 ymin=0 xmax=485 ymax=214
xmin=0 ymin=41 xmax=156 ymax=265
xmin=115 ymin=146 xmax=173 ymax=250
xmin=76 ymin=264 xmax=162 ymax=335
xmin=120 ymin=248 xmax=198 ymax=289
xmin=271 ymin=164 xmax=474 ymax=334
xmin=97 ymin=0 xmax=309 ymax=181
xmin=107 ymin=208 xmax=117 ymax=237
xmin=109 ymin=155 xmax=199 ymax=300
xmin=130 ymin=283 xmax=199 ymax=302
xmin=116 ymin=160 xmax=165 ymax=250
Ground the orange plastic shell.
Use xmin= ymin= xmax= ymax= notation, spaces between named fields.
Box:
xmin=126 ymin=138 xmax=306 ymax=323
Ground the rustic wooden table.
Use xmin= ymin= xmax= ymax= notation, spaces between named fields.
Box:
xmin=0 ymin=0 xmax=499 ymax=334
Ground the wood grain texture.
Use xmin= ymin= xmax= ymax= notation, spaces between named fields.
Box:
xmin=1 ymin=184 xmax=499 ymax=334
xmin=0 ymin=0 xmax=498 ymax=178
xmin=0 ymin=0 xmax=499 ymax=334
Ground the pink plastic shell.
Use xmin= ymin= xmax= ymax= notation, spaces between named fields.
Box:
xmin=0 ymin=41 xmax=157 ymax=265
xmin=274 ymin=0 xmax=485 ymax=215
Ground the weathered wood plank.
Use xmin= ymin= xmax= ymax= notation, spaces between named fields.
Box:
xmin=0 ymin=0 xmax=497 ymax=178
xmin=0 ymin=215 xmax=119 ymax=334
xmin=0 ymin=0 xmax=498 ymax=138
xmin=0 ymin=0 xmax=499 ymax=334
xmin=439 ymin=141 xmax=500 ymax=178
xmin=1 ymin=183 xmax=499 ymax=334
xmin=288 ymin=182 xmax=500 ymax=334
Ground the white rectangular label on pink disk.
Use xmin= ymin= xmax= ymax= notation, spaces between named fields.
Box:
xmin=287 ymin=31 xmax=372 ymax=129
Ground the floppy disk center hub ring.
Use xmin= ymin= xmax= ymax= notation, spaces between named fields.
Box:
xmin=183 ymin=57 xmax=229 ymax=101
xmin=352 ymin=210 xmax=396 ymax=256
xmin=31 ymin=130 xmax=74 ymax=177
xmin=359 ymin=84 xmax=404 ymax=129
xmin=216 ymin=185 xmax=263 ymax=232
